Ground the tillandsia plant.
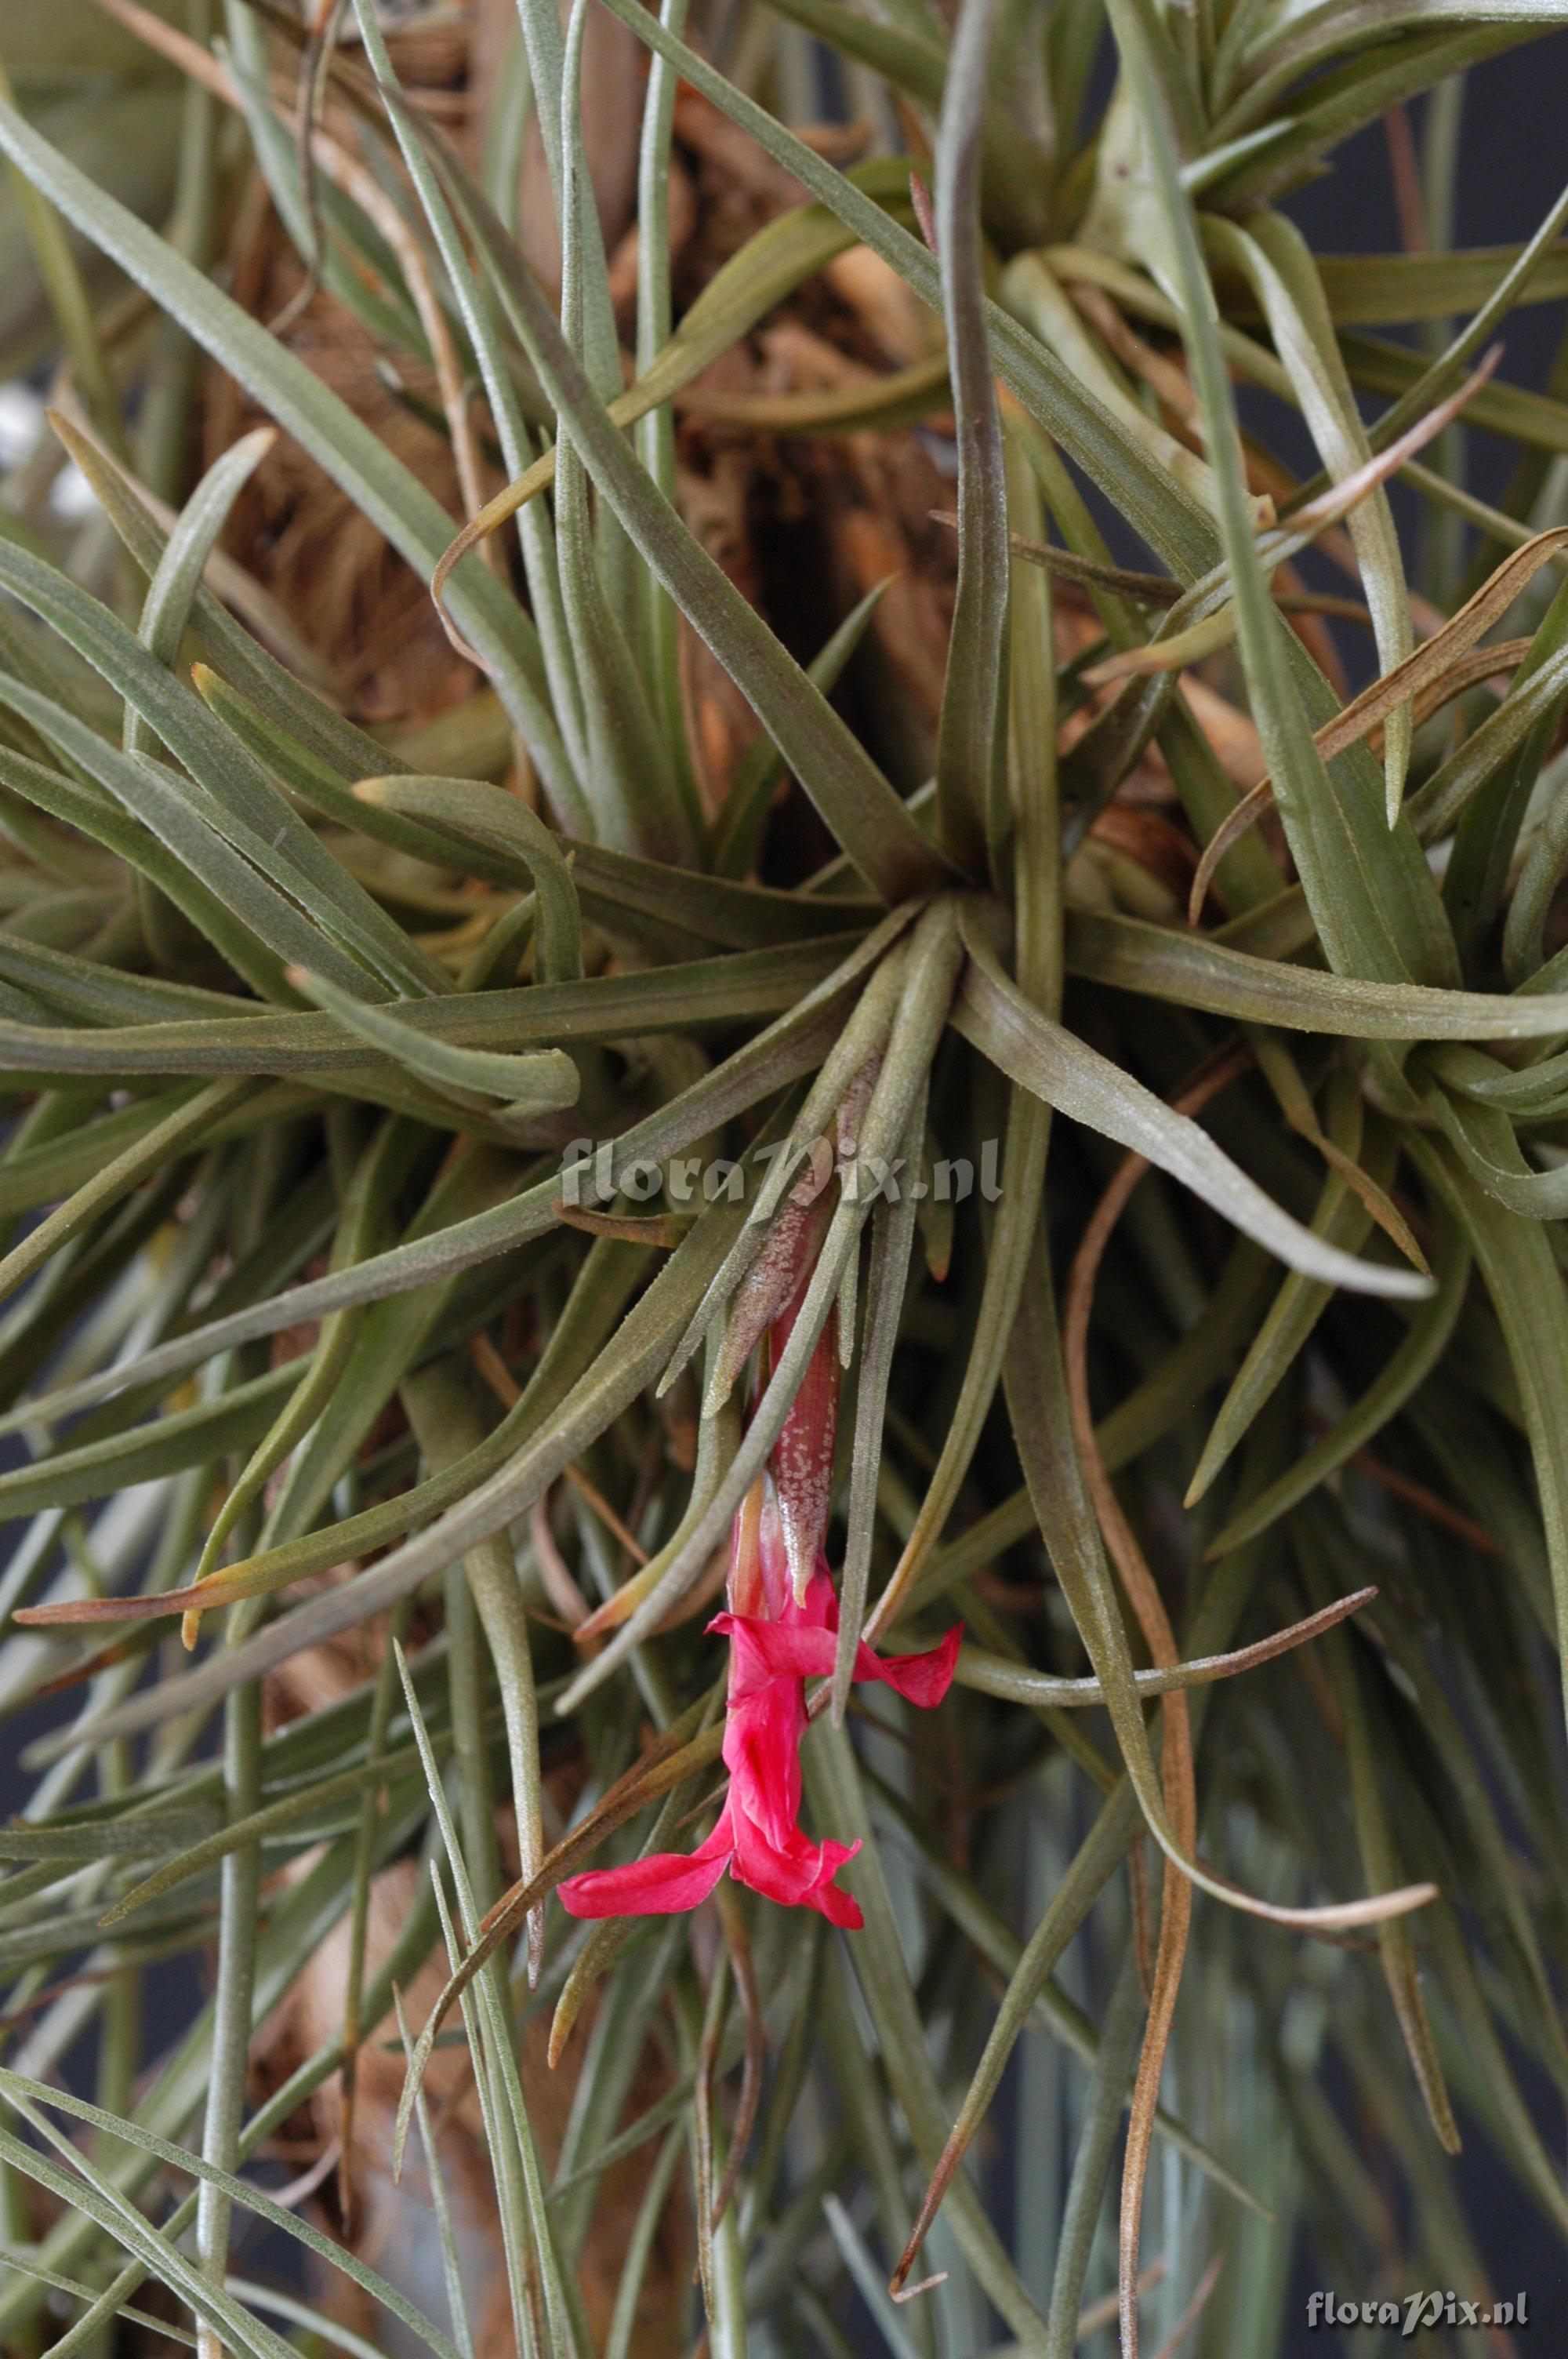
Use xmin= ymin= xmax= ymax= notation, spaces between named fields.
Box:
xmin=5 ymin=0 xmax=1568 ymax=2354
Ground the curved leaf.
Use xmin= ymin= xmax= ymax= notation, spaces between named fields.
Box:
xmin=956 ymin=915 xmax=1429 ymax=1297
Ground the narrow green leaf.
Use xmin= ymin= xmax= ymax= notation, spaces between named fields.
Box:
xmin=956 ymin=916 xmax=1428 ymax=1298
xmin=1064 ymin=906 xmax=1568 ymax=1041
xmin=1185 ymin=1077 xmax=1385 ymax=1504
xmin=294 ymin=968 xmax=579 ymax=1119
xmin=1313 ymin=1599 xmax=1461 ymax=2150
xmin=1206 ymin=1211 xmax=1468 ymax=1552
xmin=125 ymin=427 xmax=275 ymax=763
xmin=932 ymin=0 xmax=1007 ymax=871
xmin=1210 ymin=213 xmax=1414 ymax=821
xmin=409 ymin=120 xmax=953 ymax=904
xmin=1001 ymin=1239 xmax=1436 ymax=1930
xmin=0 ymin=2069 xmax=465 ymax=2359
xmin=713 ymin=583 xmax=890 ymax=879
xmin=0 ymin=91 xmax=581 ymax=812
xmin=1411 ymin=1131 xmax=1568 ymax=1738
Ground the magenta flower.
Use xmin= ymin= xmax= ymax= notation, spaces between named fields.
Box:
xmin=558 ymin=1492 xmax=960 ymax=1929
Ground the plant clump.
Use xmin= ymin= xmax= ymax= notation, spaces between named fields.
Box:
xmin=0 ymin=2 xmax=1566 ymax=2356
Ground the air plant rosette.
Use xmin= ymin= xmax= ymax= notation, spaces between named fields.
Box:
xmin=0 ymin=1 xmax=1567 ymax=2356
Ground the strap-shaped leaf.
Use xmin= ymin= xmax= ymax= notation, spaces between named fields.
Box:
xmin=0 ymin=2121 xmax=286 ymax=2359
xmin=0 ymin=1358 xmax=298 ymax=1521
xmin=1002 ymin=250 xmax=1229 ymax=519
xmin=956 ymin=914 xmax=1428 ymax=1298
xmin=354 ymin=776 xmax=583 ymax=983
xmin=0 ymin=1074 xmax=251 ymax=1313
xmin=24 ymin=1241 xmax=649 ymax=1633
xmin=34 ymin=1205 xmax=740 ymax=1753
xmin=1186 ymin=518 xmax=1568 ymax=915
xmin=1210 ymin=213 xmax=1415 ymax=823
xmin=203 ymin=674 xmax=877 ymax=958
xmin=1222 ymin=2 xmax=1568 ymax=130
xmin=294 ymin=969 xmax=579 ymax=1118
xmin=590 ymin=0 xmax=1218 ymax=576
xmin=1410 ymin=636 xmax=1568 ymax=843
xmin=1064 ymin=906 xmax=1568 ymax=1038
xmin=1103 ymin=0 xmax=1461 ymax=990
xmin=124 ymin=427 xmax=276 ymax=764
xmin=0 ymin=674 xmax=410 ymax=1002
xmin=1312 ymin=1596 xmax=1462 ymax=2150
xmin=714 ymin=583 xmax=890 ymax=878
xmin=0 ymin=549 xmax=447 ymax=997
xmin=1420 ymin=1063 xmax=1568 ymax=1218
xmin=342 ymin=0 xmax=593 ymax=827
xmin=1002 ymin=1243 xmax=1436 ymax=1930
xmin=2 ymin=930 xmax=894 ymax=1433
xmin=426 ymin=158 xmax=919 ymax=569
xmin=931 ymin=0 xmax=1007 ymax=870
xmin=0 ymin=939 xmax=856 ymax=1088
xmin=546 ymin=0 xmax=691 ymax=860
xmin=0 ymin=741 xmax=287 ymax=1001
xmin=192 ymin=1126 xmax=424 ymax=1594
xmin=630 ymin=0 xmax=702 ymax=834
xmin=1186 ymin=1085 xmax=1393 ymax=1505
xmin=803 ymin=1724 xmax=1056 ymax=2348
xmin=1413 ymin=1128 xmax=1568 ymax=1742
xmin=601 ymin=0 xmax=1465 ymax=990
xmin=0 ymin=2070 xmax=465 ymax=2359
xmin=1309 ymin=240 xmax=1568 ymax=325
xmin=411 ymin=122 xmax=956 ymax=905
xmin=0 ymin=89 xmax=581 ymax=814
xmin=45 ymin=409 xmax=407 ymax=787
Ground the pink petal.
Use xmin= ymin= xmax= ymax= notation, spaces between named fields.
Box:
xmin=856 ymin=1623 xmax=964 ymax=1709
xmin=807 ymin=1882 xmax=864 ymax=1928
xmin=557 ymin=1816 xmax=732 ymax=1918
xmin=728 ymin=1838 xmax=821 ymax=1909
xmin=801 ymin=1841 xmax=865 ymax=1929
xmin=797 ymin=1568 xmax=838 ymax=1628
xmin=708 ymin=1566 xmax=836 ymax=1689
xmin=712 ymin=1609 xmax=963 ymax=1712
xmin=710 ymin=1611 xmax=838 ymax=1688
xmin=728 ymin=1795 xmax=840 ymax=1907
xmin=724 ymin=1686 xmax=807 ymax=1849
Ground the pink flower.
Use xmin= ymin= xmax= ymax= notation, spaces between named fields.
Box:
xmin=558 ymin=1494 xmax=960 ymax=1929
xmin=561 ymin=1219 xmax=959 ymax=1928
